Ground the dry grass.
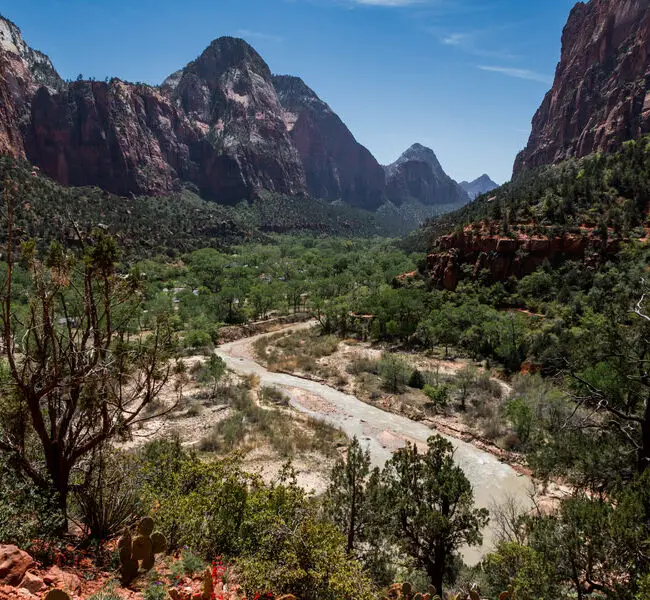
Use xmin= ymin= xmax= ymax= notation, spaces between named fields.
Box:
xmin=199 ymin=384 xmax=346 ymax=458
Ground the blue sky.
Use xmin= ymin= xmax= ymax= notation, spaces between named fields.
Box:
xmin=4 ymin=0 xmax=576 ymax=183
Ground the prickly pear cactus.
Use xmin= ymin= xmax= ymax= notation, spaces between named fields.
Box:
xmin=118 ymin=517 xmax=168 ymax=582
xmin=44 ymin=591 xmax=71 ymax=600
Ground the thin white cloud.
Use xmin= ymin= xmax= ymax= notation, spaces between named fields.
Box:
xmin=235 ymin=29 xmax=285 ymax=43
xmin=441 ymin=32 xmax=472 ymax=46
xmin=478 ymin=65 xmax=553 ymax=84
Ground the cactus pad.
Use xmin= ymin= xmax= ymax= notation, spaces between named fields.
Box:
xmin=137 ymin=516 xmax=155 ymax=536
xmin=151 ymin=531 xmax=168 ymax=554
xmin=132 ymin=535 xmax=153 ymax=561
xmin=44 ymin=591 xmax=71 ymax=600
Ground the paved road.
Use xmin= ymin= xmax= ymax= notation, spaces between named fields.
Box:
xmin=216 ymin=324 xmax=534 ymax=565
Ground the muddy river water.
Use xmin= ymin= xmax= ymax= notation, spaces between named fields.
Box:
xmin=216 ymin=325 xmax=534 ymax=565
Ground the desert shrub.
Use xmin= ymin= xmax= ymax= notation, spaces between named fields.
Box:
xmin=237 ymin=472 xmax=374 ymax=600
xmin=346 ymin=357 xmax=380 ymax=376
xmin=379 ymin=353 xmax=410 ymax=393
xmin=423 ymin=385 xmax=449 ymax=408
xmin=140 ymin=451 xmax=249 ymax=556
xmin=88 ymin=581 xmax=123 ymax=600
xmin=260 ymin=386 xmax=289 ymax=406
xmin=408 ymin=369 xmax=426 ymax=389
xmin=143 ymin=581 xmax=167 ymax=600
xmin=0 ymin=456 xmax=63 ymax=554
xmin=505 ymin=398 xmax=533 ymax=444
xmin=483 ymin=542 xmax=558 ymax=600
xmin=73 ymin=448 xmax=143 ymax=541
xmin=180 ymin=548 xmax=206 ymax=576
xmin=200 ymin=415 xmax=247 ymax=452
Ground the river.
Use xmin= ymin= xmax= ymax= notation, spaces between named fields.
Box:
xmin=216 ymin=324 xmax=534 ymax=565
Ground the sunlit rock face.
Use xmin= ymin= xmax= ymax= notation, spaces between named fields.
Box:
xmin=514 ymin=0 xmax=650 ymax=176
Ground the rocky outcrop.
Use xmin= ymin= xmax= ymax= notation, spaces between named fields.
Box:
xmin=427 ymin=226 xmax=619 ymax=290
xmin=273 ymin=75 xmax=386 ymax=210
xmin=26 ymin=80 xmax=197 ymax=197
xmin=0 ymin=545 xmax=33 ymax=586
xmin=24 ymin=37 xmax=307 ymax=203
xmin=385 ymin=144 xmax=469 ymax=208
xmin=460 ymin=174 xmax=498 ymax=200
xmin=514 ymin=0 xmax=650 ymax=176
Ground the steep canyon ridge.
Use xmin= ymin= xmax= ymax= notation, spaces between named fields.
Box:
xmin=0 ymin=15 xmax=471 ymax=219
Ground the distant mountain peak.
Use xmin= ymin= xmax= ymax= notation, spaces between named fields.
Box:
xmin=460 ymin=174 xmax=498 ymax=200
xmin=387 ymin=143 xmax=445 ymax=180
xmin=385 ymin=143 xmax=469 ymax=208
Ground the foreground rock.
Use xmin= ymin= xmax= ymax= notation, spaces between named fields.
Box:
xmin=514 ymin=0 xmax=650 ymax=175
xmin=0 ymin=545 xmax=33 ymax=586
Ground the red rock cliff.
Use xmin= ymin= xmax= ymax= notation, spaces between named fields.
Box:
xmin=427 ymin=226 xmax=619 ymax=290
xmin=514 ymin=0 xmax=650 ymax=176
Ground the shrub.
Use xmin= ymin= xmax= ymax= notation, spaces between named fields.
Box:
xmin=180 ymin=548 xmax=206 ymax=576
xmin=379 ymin=353 xmax=410 ymax=393
xmin=260 ymin=386 xmax=290 ymax=406
xmin=0 ymin=456 xmax=63 ymax=555
xmin=423 ymin=385 xmax=449 ymax=408
xmin=408 ymin=369 xmax=426 ymax=389
xmin=88 ymin=581 xmax=123 ymax=600
xmin=346 ymin=357 xmax=380 ymax=376
xmin=505 ymin=398 xmax=533 ymax=444
xmin=143 ymin=581 xmax=167 ymax=600
xmin=73 ymin=449 xmax=142 ymax=541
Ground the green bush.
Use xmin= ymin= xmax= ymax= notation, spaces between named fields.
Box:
xmin=379 ymin=353 xmax=410 ymax=393
xmin=180 ymin=548 xmax=206 ymax=576
xmin=143 ymin=581 xmax=167 ymax=600
xmin=0 ymin=456 xmax=64 ymax=556
xmin=408 ymin=369 xmax=426 ymax=389
xmin=423 ymin=385 xmax=449 ymax=408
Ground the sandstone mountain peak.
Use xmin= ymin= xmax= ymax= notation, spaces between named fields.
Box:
xmin=514 ymin=0 xmax=650 ymax=176
xmin=385 ymin=144 xmax=469 ymax=208
xmin=388 ymin=144 xmax=446 ymax=180
xmin=162 ymin=36 xmax=271 ymax=91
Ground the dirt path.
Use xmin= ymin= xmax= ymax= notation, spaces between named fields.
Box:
xmin=216 ymin=323 xmax=534 ymax=566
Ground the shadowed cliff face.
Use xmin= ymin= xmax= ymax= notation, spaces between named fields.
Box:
xmin=385 ymin=144 xmax=469 ymax=208
xmin=0 ymin=15 xmax=63 ymax=158
xmin=273 ymin=75 xmax=386 ymax=211
xmin=514 ymin=0 xmax=650 ymax=176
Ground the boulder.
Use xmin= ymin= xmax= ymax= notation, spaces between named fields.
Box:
xmin=0 ymin=545 xmax=34 ymax=586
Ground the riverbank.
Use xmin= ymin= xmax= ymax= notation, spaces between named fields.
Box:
xmin=215 ymin=324 xmax=538 ymax=565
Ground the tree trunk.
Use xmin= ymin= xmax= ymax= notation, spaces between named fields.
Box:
xmin=638 ymin=397 xmax=650 ymax=474
xmin=47 ymin=447 xmax=70 ymax=534
xmin=425 ymin=554 xmax=445 ymax=598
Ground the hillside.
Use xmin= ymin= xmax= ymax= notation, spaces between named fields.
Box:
xmin=0 ymin=157 xmax=389 ymax=258
xmin=412 ymin=136 xmax=650 ymax=288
